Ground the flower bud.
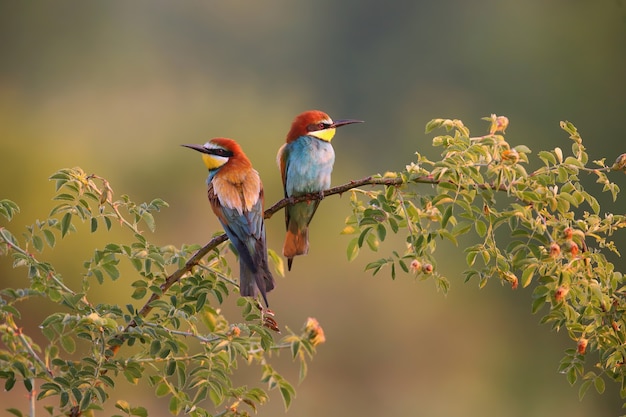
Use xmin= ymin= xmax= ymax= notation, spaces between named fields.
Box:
xmin=488 ymin=114 xmax=510 ymax=134
xmin=501 ymin=149 xmax=519 ymax=163
xmin=304 ymin=317 xmax=326 ymax=346
xmin=554 ymin=285 xmax=569 ymax=302
xmin=577 ymin=338 xmax=588 ymax=355
xmin=549 ymin=242 xmax=561 ymax=258
xmin=410 ymin=259 xmax=422 ymax=274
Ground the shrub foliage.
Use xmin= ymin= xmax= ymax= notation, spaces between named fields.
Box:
xmin=1 ymin=115 xmax=625 ymax=415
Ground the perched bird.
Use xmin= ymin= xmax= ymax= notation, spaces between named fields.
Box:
xmin=277 ymin=110 xmax=363 ymax=270
xmin=183 ymin=138 xmax=275 ymax=306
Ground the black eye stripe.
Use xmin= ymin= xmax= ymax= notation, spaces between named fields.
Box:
xmin=207 ymin=148 xmax=233 ymax=157
xmin=307 ymin=122 xmax=332 ymax=132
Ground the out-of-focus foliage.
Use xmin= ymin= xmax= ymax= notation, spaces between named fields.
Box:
xmin=344 ymin=116 xmax=626 ymax=405
xmin=0 ymin=168 xmax=321 ymax=417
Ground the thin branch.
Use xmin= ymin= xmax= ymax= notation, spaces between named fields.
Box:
xmin=107 ymin=174 xmax=415 ymax=356
xmin=106 ymin=171 xmax=527 ymax=355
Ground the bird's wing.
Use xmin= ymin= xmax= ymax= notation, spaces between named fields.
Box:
xmin=208 ymin=184 xmax=265 ymax=272
xmin=277 ymin=143 xmax=289 ymax=197
xmin=277 ymin=143 xmax=292 ymax=229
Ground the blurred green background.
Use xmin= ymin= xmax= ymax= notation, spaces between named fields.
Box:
xmin=1 ymin=1 xmax=625 ymax=416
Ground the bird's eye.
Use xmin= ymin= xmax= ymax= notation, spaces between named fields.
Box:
xmin=210 ymin=148 xmax=233 ymax=157
xmin=307 ymin=122 xmax=330 ymax=132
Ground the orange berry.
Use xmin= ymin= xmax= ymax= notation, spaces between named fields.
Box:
xmin=554 ymin=285 xmax=569 ymax=302
xmin=549 ymin=242 xmax=561 ymax=258
xmin=563 ymin=227 xmax=573 ymax=240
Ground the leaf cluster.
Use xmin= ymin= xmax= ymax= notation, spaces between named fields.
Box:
xmin=343 ymin=117 xmax=626 ymax=404
xmin=0 ymin=168 xmax=320 ymax=416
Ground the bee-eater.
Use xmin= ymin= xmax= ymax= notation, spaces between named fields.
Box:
xmin=277 ymin=110 xmax=363 ymax=270
xmin=183 ymin=138 xmax=275 ymax=306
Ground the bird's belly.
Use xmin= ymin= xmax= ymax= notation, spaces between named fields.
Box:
xmin=286 ymin=143 xmax=334 ymax=196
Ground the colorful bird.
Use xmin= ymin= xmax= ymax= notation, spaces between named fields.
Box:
xmin=183 ymin=138 xmax=275 ymax=306
xmin=277 ymin=110 xmax=363 ymax=270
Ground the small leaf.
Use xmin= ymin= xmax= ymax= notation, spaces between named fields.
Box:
xmin=474 ymin=220 xmax=487 ymax=237
xmin=6 ymin=408 xmax=23 ymax=417
xmin=346 ymin=238 xmax=359 ymax=262
xmin=43 ymin=229 xmax=56 ymax=248
xmin=32 ymin=235 xmax=44 ymax=252
xmin=594 ymin=376 xmax=605 ymax=394
xmin=142 ymin=212 xmax=155 ymax=232
xmin=60 ymin=212 xmax=72 ymax=238
xmin=115 ymin=400 xmax=131 ymax=413
xmin=60 ymin=335 xmax=76 ymax=353
xmin=521 ymin=265 xmax=536 ymax=288
xmin=279 ymin=382 xmax=295 ymax=410
xmin=578 ymin=379 xmax=593 ymax=400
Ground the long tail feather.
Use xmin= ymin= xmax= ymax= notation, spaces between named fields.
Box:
xmin=283 ymin=227 xmax=309 ymax=271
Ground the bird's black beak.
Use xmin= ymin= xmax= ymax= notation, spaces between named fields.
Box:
xmin=331 ymin=119 xmax=364 ymax=129
xmin=181 ymin=144 xmax=210 ymax=154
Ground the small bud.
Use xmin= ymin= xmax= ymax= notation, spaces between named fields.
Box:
xmin=501 ymin=149 xmax=519 ymax=163
xmin=410 ymin=259 xmax=422 ymax=274
xmin=612 ymin=321 xmax=620 ymax=333
xmin=503 ymin=272 xmax=518 ymax=289
xmin=230 ymin=326 xmax=241 ymax=338
xmin=549 ymin=242 xmax=561 ymax=258
xmin=611 ymin=153 xmax=626 ymax=173
xmin=554 ymin=285 xmax=569 ymax=302
xmin=422 ymin=263 xmax=433 ymax=274
xmin=304 ymin=317 xmax=326 ymax=346
xmin=488 ymin=114 xmax=510 ymax=134
xmin=562 ymin=227 xmax=573 ymax=240
xmin=577 ymin=338 xmax=588 ymax=355
xmin=565 ymin=241 xmax=579 ymax=257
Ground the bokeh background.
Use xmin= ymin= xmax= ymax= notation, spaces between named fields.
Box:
xmin=1 ymin=1 xmax=626 ymax=416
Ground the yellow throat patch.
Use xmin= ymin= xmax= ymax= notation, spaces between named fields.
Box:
xmin=310 ymin=127 xmax=336 ymax=142
xmin=202 ymin=153 xmax=228 ymax=170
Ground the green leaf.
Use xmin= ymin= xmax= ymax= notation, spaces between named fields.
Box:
xmin=279 ymin=382 xmax=296 ymax=410
xmin=346 ymin=238 xmax=359 ymax=262
xmin=142 ymin=212 xmax=155 ymax=232
xmin=169 ymin=396 xmax=181 ymax=415
xmin=60 ymin=335 xmax=76 ymax=353
xmin=578 ymin=379 xmax=593 ymax=400
xmin=115 ymin=400 xmax=131 ymax=413
xmin=474 ymin=220 xmax=487 ymax=237
xmin=43 ymin=229 xmax=56 ymax=248
xmin=131 ymin=406 xmax=148 ymax=417
xmin=102 ymin=263 xmax=120 ymax=280
xmin=376 ymin=223 xmax=387 ymax=242
xmin=60 ymin=212 xmax=72 ymax=238
xmin=6 ymin=408 xmax=23 ymax=417
xmin=32 ymin=235 xmax=44 ymax=252
xmin=594 ymin=376 xmax=605 ymax=394
xmin=521 ymin=265 xmax=536 ymax=288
